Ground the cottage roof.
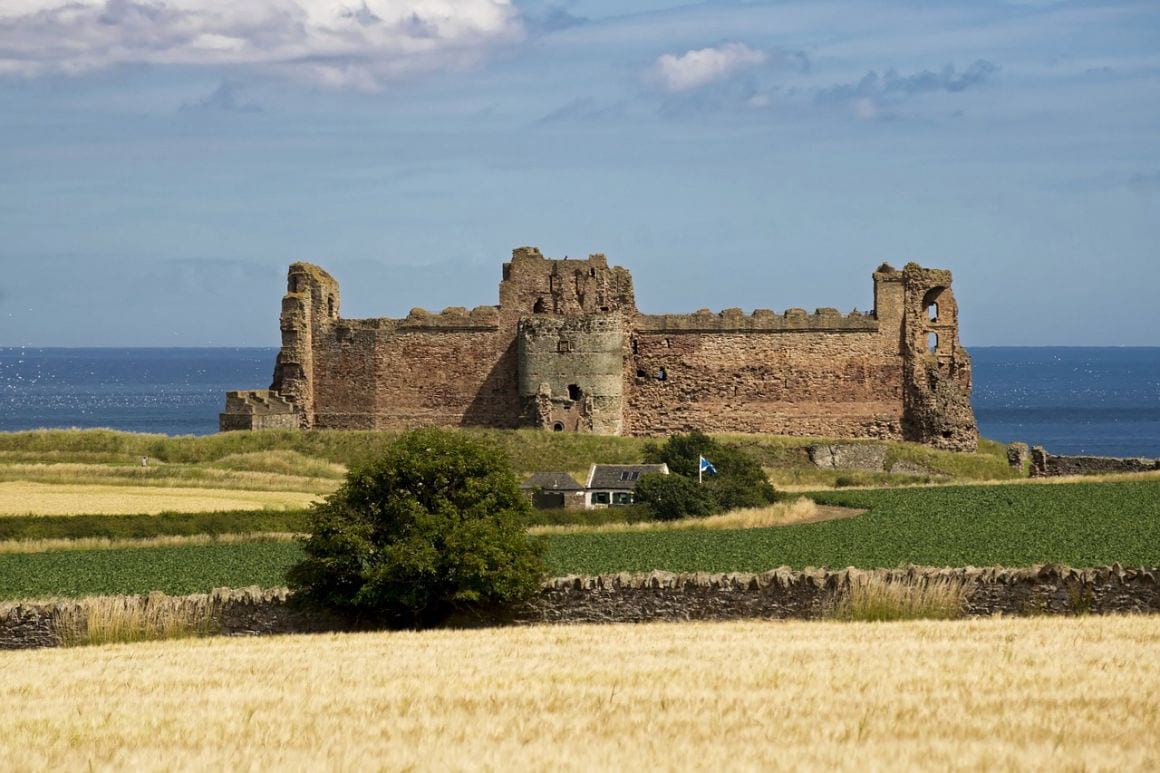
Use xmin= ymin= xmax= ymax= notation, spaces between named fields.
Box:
xmin=586 ymin=463 xmax=669 ymax=490
xmin=520 ymin=472 xmax=584 ymax=492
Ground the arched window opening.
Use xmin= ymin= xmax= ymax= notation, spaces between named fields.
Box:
xmin=533 ymin=298 xmax=546 ymax=313
xmin=928 ymin=302 xmax=938 ymax=322
xmin=928 ymin=332 xmax=939 ymax=354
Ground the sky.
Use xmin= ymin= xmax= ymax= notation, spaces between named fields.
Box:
xmin=0 ymin=0 xmax=1157 ymax=347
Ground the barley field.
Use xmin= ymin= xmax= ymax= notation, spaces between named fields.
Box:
xmin=2 ymin=617 xmax=1157 ymax=771
xmin=0 ymin=481 xmax=318 ymax=516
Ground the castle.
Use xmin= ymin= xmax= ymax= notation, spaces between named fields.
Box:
xmin=221 ymin=247 xmax=978 ymax=451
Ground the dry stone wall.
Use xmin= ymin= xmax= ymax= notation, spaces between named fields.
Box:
xmin=5 ymin=566 xmax=1157 ymax=650
xmin=1030 ymin=446 xmax=1160 ymax=477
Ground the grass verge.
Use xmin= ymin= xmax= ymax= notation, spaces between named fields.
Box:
xmin=53 ymin=593 xmax=219 ymax=647
xmin=0 ymin=510 xmax=309 ymax=541
xmin=0 ymin=533 xmax=297 ymax=554
xmin=827 ymin=575 xmax=968 ymax=621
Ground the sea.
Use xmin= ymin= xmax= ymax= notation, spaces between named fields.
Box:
xmin=0 ymin=347 xmax=1158 ymax=457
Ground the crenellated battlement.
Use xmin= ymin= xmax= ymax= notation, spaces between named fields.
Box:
xmin=637 ymin=308 xmax=879 ymax=333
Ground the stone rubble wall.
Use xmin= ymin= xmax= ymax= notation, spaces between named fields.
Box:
xmin=1029 ymin=446 xmax=1160 ymax=477
xmin=3 ymin=566 xmax=1156 ymax=650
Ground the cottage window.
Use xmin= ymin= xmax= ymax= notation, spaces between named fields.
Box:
xmin=592 ymin=491 xmax=610 ymax=505
xmin=613 ymin=492 xmax=633 ymax=506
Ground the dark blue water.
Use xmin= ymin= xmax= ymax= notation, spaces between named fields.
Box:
xmin=970 ymin=347 xmax=1160 ymax=457
xmin=0 ymin=348 xmax=276 ymax=437
xmin=1 ymin=347 xmax=1158 ymax=457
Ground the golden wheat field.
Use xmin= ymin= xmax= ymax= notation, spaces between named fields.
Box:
xmin=0 ymin=481 xmax=318 ymax=516
xmin=2 ymin=617 xmax=1158 ymax=771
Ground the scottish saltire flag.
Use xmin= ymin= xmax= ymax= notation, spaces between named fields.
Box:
xmin=699 ymin=456 xmax=717 ymax=475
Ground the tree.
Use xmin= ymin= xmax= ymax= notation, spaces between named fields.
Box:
xmin=642 ymin=430 xmax=777 ymax=512
xmin=634 ymin=472 xmax=717 ymax=520
xmin=286 ymin=429 xmax=545 ymax=627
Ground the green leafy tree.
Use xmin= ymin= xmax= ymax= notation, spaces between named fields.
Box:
xmin=633 ymin=472 xmax=717 ymax=520
xmin=642 ymin=431 xmax=777 ymax=512
xmin=287 ymin=429 xmax=545 ymax=627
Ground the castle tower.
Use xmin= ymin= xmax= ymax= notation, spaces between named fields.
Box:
xmin=897 ymin=263 xmax=978 ymax=451
xmin=270 ymin=263 xmax=340 ymax=428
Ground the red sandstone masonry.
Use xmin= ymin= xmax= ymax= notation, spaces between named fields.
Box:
xmin=221 ymin=249 xmax=978 ymax=450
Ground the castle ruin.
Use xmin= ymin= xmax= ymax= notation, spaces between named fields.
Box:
xmin=221 ymin=248 xmax=978 ymax=451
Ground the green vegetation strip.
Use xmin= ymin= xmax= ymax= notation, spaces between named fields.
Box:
xmin=0 ymin=542 xmax=299 ymax=600
xmin=4 ymin=480 xmax=1156 ymax=600
xmin=0 ymin=510 xmax=309 ymax=541
xmin=0 ymin=428 xmax=1016 ymax=482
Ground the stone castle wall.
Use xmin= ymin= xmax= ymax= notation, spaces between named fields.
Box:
xmin=221 ymin=247 xmax=978 ymax=449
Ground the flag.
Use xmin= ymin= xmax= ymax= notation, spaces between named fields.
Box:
xmin=699 ymin=456 xmax=717 ymax=475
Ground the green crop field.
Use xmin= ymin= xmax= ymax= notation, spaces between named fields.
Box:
xmin=0 ymin=542 xmax=299 ymax=600
xmin=2 ymin=479 xmax=1157 ymax=600
xmin=545 ymin=480 xmax=1160 ymax=574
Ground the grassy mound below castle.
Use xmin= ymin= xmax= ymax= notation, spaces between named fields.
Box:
xmin=0 ymin=427 xmax=1019 ymax=489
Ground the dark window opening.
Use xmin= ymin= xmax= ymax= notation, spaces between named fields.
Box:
xmin=630 ymin=471 xmax=640 ymax=481
xmin=927 ymin=333 xmax=939 ymax=354
xmin=942 ymin=431 xmax=953 ymax=439
xmin=589 ymin=267 xmax=596 ymax=277
xmin=592 ymin=491 xmax=610 ymax=505
xmin=327 ymin=295 xmax=336 ymax=318
xmin=656 ymin=367 xmax=667 ymax=381
xmin=636 ymin=369 xmax=649 ymax=379
xmin=631 ymin=338 xmax=638 ymax=354
xmin=552 ymin=422 xmax=564 ymax=432
xmin=619 ymin=471 xmax=631 ymax=481
xmin=533 ymin=298 xmax=546 ymax=313
xmin=599 ymin=306 xmax=610 ymax=312
xmin=567 ymin=384 xmax=582 ymax=401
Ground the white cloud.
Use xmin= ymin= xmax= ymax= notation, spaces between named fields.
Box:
xmin=0 ymin=0 xmax=523 ymax=88
xmin=651 ymin=42 xmax=766 ymax=93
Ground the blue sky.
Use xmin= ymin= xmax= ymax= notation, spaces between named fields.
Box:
xmin=1 ymin=0 xmax=1157 ymax=346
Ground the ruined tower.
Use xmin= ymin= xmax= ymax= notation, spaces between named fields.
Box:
xmin=221 ymin=247 xmax=978 ymax=451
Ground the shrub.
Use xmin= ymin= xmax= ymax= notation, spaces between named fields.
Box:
xmin=642 ymin=431 xmax=777 ymax=511
xmin=286 ymin=429 xmax=546 ymax=627
xmin=634 ymin=473 xmax=717 ymax=521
